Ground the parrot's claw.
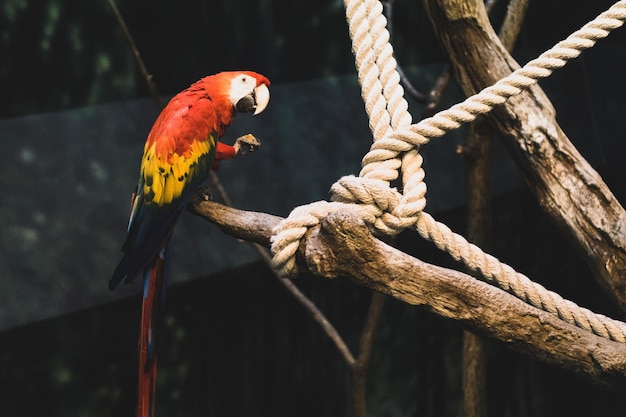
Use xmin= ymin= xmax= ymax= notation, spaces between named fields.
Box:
xmin=192 ymin=186 xmax=213 ymax=204
xmin=233 ymin=134 xmax=261 ymax=156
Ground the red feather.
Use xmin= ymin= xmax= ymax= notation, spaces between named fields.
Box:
xmin=136 ymin=252 xmax=165 ymax=417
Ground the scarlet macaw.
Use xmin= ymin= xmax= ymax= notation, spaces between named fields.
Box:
xmin=110 ymin=71 xmax=270 ymax=417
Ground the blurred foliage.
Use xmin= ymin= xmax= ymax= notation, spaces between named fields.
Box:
xmin=0 ymin=0 xmax=448 ymax=117
xmin=1 ymin=0 xmax=132 ymax=115
xmin=3 ymin=0 xmax=622 ymax=117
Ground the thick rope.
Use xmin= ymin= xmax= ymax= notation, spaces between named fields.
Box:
xmin=271 ymin=0 xmax=626 ymax=341
xmin=415 ymin=211 xmax=626 ymax=342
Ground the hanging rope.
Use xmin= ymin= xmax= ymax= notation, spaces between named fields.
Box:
xmin=271 ymin=0 xmax=626 ymax=341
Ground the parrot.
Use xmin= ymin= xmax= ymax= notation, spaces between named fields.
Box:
xmin=109 ymin=71 xmax=270 ymax=417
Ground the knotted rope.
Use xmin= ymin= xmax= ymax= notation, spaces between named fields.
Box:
xmin=271 ymin=0 xmax=626 ymax=341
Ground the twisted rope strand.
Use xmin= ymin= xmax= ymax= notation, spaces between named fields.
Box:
xmin=346 ymin=0 xmax=393 ymax=143
xmin=354 ymin=1 xmax=626 ymax=193
xmin=414 ymin=212 xmax=626 ymax=342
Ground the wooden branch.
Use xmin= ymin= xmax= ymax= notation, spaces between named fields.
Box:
xmin=462 ymin=118 xmax=493 ymax=417
xmin=190 ymin=195 xmax=384 ymax=417
xmin=423 ymin=66 xmax=451 ymax=117
xmin=105 ymin=0 xmax=164 ymax=109
xmin=383 ymin=0 xmax=428 ymax=103
xmin=461 ymin=3 xmax=528 ymax=414
xmin=498 ymin=0 xmax=529 ymax=51
xmin=421 ymin=0 xmax=502 ymax=118
xmin=422 ymin=0 xmax=626 ymax=314
xmin=353 ymin=292 xmax=385 ymax=417
xmin=187 ymin=199 xmax=626 ymax=390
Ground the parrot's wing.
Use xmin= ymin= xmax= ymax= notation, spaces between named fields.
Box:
xmin=110 ymin=132 xmax=216 ymax=289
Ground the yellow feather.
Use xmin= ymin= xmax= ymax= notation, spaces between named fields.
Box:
xmin=139 ymin=135 xmax=216 ymax=206
xmin=162 ymin=173 xmax=175 ymax=205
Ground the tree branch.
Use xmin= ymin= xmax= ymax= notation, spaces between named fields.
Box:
xmin=461 ymin=2 xmax=529 ymax=414
xmin=105 ymin=0 xmax=164 ymax=109
xmin=188 ymin=189 xmax=358 ymax=366
xmin=423 ymin=66 xmax=452 ymax=117
xmin=462 ymin=119 xmax=492 ymax=417
xmin=498 ymin=0 xmax=529 ymax=51
xmin=189 ymin=193 xmax=380 ymax=417
xmin=422 ymin=0 xmax=626 ymax=314
xmin=187 ymin=199 xmax=626 ymax=390
xmin=353 ymin=292 xmax=385 ymax=417
xmin=383 ymin=0 xmax=428 ymax=103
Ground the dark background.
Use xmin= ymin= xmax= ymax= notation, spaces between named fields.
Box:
xmin=1 ymin=1 xmax=626 ymax=416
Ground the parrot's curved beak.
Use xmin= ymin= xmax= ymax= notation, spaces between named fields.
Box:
xmin=252 ymin=84 xmax=270 ymax=115
xmin=236 ymin=83 xmax=270 ymax=115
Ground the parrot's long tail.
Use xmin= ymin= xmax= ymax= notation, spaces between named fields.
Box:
xmin=137 ymin=244 xmax=169 ymax=417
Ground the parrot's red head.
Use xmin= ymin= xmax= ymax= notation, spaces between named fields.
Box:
xmin=227 ymin=71 xmax=271 ymax=115
xmin=200 ymin=71 xmax=271 ymax=117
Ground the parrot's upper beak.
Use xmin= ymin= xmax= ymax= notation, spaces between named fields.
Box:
xmin=236 ymin=83 xmax=270 ymax=115
xmin=252 ymin=84 xmax=270 ymax=115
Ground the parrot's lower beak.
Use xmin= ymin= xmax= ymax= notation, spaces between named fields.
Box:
xmin=236 ymin=84 xmax=270 ymax=115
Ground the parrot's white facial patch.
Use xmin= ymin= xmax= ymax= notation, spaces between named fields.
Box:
xmin=228 ymin=74 xmax=259 ymax=107
xmin=229 ymin=74 xmax=270 ymax=115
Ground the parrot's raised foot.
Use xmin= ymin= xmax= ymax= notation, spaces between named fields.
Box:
xmin=233 ymin=133 xmax=261 ymax=155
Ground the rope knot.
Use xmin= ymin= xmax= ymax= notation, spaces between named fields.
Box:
xmin=270 ymin=200 xmax=382 ymax=277
xmin=331 ymin=175 xmax=398 ymax=211
xmin=330 ymin=174 xmax=425 ymax=235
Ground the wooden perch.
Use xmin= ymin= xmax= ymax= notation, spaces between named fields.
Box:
xmin=188 ymin=198 xmax=626 ymax=390
xmin=422 ymin=0 xmax=626 ymax=313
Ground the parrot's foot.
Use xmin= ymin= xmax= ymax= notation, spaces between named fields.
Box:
xmin=192 ymin=185 xmax=213 ymax=204
xmin=233 ymin=134 xmax=261 ymax=156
